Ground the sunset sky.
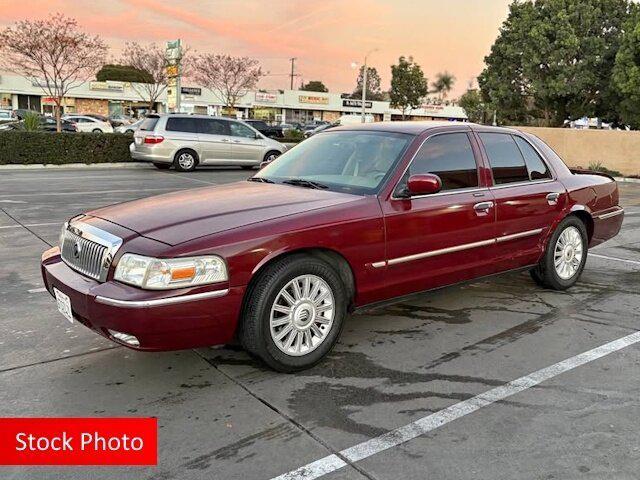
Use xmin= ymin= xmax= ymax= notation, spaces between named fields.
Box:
xmin=0 ymin=0 xmax=513 ymax=98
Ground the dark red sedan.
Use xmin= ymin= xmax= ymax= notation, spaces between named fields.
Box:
xmin=41 ymin=122 xmax=624 ymax=371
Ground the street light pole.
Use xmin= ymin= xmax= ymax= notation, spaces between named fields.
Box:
xmin=361 ymin=48 xmax=378 ymax=123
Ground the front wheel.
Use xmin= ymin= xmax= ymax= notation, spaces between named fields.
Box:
xmin=530 ymin=216 xmax=588 ymax=290
xmin=239 ymin=255 xmax=347 ymax=372
xmin=264 ymin=151 xmax=281 ymax=163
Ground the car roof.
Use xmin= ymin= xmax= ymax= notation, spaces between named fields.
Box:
xmin=157 ymin=113 xmax=241 ymax=121
xmin=328 ymin=121 xmax=525 ymax=136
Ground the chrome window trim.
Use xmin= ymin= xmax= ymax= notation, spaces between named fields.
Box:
xmin=61 ymin=220 xmax=123 ymax=282
xmin=372 ymin=227 xmax=544 ymax=268
xmin=390 ymin=130 xmax=480 ymax=201
xmin=95 ymin=288 xmax=229 ymax=308
xmin=488 ymin=178 xmax=556 ymax=190
xmin=597 ymin=208 xmax=624 ymax=220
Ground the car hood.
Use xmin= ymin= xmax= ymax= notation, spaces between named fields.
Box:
xmin=89 ymin=181 xmax=360 ymax=246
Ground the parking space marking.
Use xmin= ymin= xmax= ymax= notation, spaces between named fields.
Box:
xmin=271 ymin=331 xmax=640 ymax=480
xmin=589 ymin=253 xmax=640 ymax=266
xmin=27 ymin=287 xmax=47 ymax=293
xmin=0 ymin=222 xmax=60 ymax=230
xmin=0 ymin=187 xmax=178 ymax=198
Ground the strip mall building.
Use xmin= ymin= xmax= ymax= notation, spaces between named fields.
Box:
xmin=0 ymin=72 xmax=467 ymax=123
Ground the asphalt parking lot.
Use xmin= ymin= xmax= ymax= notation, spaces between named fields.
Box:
xmin=1 ymin=165 xmax=639 ymax=480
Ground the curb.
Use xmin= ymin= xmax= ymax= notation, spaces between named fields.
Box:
xmin=0 ymin=162 xmax=152 ymax=170
xmin=614 ymin=177 xmax=640 ymax=184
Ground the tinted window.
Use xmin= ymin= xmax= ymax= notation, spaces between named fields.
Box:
xmin=479 ymin=133 xmax=529 ymax=184
xmin=139 ymin=116 xmax=159 ymax=131
xmin=408 ymin=133 xmax=478 ymax=190
xmin=514 ymin=136 xmax=551 ymax=180
xmin=200 ymin=119 xmax=229 ymax=135
xmin=230 ymin=122 xmax=256 ymax=138
xmin=165 ymin=117 xmax=199 ymax=133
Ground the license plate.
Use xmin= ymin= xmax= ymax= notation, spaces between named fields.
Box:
xmin=54 ymin=288 xmax=73 ymax=324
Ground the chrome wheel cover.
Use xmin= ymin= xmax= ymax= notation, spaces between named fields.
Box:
xmin=178 ymin=153 xmax=195 ymax=169
xmin=554 ymin=226 xmax=584 ymax=280
xmin=269 ymin=274 xmax=335 ymax=356
xmin=266 ymin=153 xmax=279 ymax=162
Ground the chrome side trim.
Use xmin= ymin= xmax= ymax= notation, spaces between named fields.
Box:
xmin=489 ymin=178 xmax=556 ymax=190
xmin=496 ymin=228 xmax=544 ymax=243
xmin=386 ymin=238 xmax=495 ymax=266
xmin=95 ymin=288 xmax=229 ymax=308
xmin=597 ymin=208 xmax=624 ymax=220
xmin=372 ymin=227 xmax=545 ymax=268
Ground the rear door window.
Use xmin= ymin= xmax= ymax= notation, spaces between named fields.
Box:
xmin=408 ymin=133 xmax=479 ymax=191
xmin=165 ymin=117 xmax=199 ymax=133
xmin=514 ymin=136 xmax=552 ymax=180
xmin=229 ymin=122 xmax=257 ymax=138
xmin=139 ymin=116 xmax=159 ymax=131
xmin=200 ymin=118 xmax=229 ymax=135
xmin=479 ymin=133 xmax=529 ymax=185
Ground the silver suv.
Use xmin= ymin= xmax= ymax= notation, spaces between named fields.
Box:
xmin=130 ymin=114 xmax=287 ymax=171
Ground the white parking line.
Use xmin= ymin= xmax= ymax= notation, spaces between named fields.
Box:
xmin=0 ymin=222 xmax=60 ymax=230
xmin=271 ymin=331 xmax=640 ymax=480
xmin=27 ymin=287 xmax=47 ymax=293
xmin=589 ymin=253 xmax=640 ymax=266
xmin=0 ymin=187 xmax=177 ymax=198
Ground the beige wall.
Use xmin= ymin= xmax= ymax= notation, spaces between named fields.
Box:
xmin=513 ymin=126 xmax=640 ymax=177
xmin=75 ymin=98 xmax=109 ymax=116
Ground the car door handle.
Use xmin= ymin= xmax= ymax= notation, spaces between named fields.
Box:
xmin=233 ymin=140 xmax=241 ymax=143
xmin=221 ymin=138 xmax=230 ymax=142
xmin=546 ymin=192 xmax=561 ymax=205
xmin=474 ymin=201 xmax=494 ymax=212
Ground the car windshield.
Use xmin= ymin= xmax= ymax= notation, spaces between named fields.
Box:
xmin=255 ymin=130 xmax=412 ymax=194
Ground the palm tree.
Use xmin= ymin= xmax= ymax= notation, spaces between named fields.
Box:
xmin=431 ymin=71 xmax=456 ymax=100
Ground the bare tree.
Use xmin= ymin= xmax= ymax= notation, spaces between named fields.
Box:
xmin=121 ymin=42 xmax=170 ymax=112
xmin=0 ymin=14 xmax=107 ymax=132
xmin=192 ymin=54 xmax=262 ymax=113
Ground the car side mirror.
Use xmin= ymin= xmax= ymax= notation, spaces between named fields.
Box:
xmin=404 ymin=174 xmax=442 ymax=196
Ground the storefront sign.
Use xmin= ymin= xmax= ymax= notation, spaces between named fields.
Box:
xmin=299 ymin=95 xmax=329 ymax=105
xmin=342 ymin=99 xmax=372 ymax=109
xmin=89 ymin=81 xmax=124 ymax=93
xmin=181 ymin=87 xmax=201 ymax=96
xmin=255 ymin=92 xmax=277 ymax=103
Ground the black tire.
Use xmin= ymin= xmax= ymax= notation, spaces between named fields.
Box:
xmin=530 ymin=216 xmax=588 ymax=290
xmin=239 ymin=255 xmax=347 ymax=372
xmin=92 ymin=128 xmax=102 ymax=133
xmin=153 ymin=162 xmax=171 ymax=170
xmin=173 ymin=149 xmax=198 ymax=172
xmin=263 ymin=150 xmax=281 ymax=163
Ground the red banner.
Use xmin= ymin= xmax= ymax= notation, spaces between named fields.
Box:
xmin=0 ymin=418 xmax=157 ymax=465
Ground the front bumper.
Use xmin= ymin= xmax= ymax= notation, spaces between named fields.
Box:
xmin=41 ymin=247 xmax=244 ymax=351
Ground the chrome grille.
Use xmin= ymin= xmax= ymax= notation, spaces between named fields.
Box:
xmin=60 ymin=220 xmax=123 ymax=282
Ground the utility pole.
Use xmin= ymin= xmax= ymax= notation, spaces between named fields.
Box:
xmin=360 ymin=48 xmax=379 ymax=123
xmin=289 ymin=58 xmax=296 ymax=90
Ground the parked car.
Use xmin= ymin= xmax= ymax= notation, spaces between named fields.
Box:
xmin=243 ymin=119 xmax=284 ymax=138
xmin=41 ymin=122 xmax=624 ymax=371
xmin=108 ymin=114 xmax=134 ymax=127
xmin=11 ymin=108 xmax=40 ymax=120
xmin=115 ymin=119 xmax=143 ymax=134
xmin=0 ymin=109 xmax=13 ymax=124
xmin=0 ymin=117 xmax=77 ymax=132
xmin=62 ymin=115 xmax=113 ymax=133
xmin=304 ymin=122 xmax=337 ymax=138
xmin=129 ymin=114 xmax=287 ymax=171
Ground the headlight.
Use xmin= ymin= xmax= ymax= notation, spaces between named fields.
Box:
xmin=114 ymin=254 xmax=227 ymax=290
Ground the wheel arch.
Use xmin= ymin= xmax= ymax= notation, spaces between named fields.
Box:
xmin=567 ymin=206 xmax=594 ymax=243
xmin=246 ymin=247 xmax=357 ymax=311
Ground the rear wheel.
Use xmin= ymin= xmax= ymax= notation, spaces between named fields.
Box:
xmin=530 ymin=216 xmax=588 ymax=290
xmin=92 ymin=128 xmax=102 ymax=133
xmin=264 ymin=150 xmax=281 ymax=163
xmin=153 ymin=163 xmax=171 ymax=170
xmin=173 ymin=150 xmax=198 ymax=172
xmin=239 ymin=255 xmax=346 ymax=372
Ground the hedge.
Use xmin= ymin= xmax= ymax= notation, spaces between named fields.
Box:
xmin=0 ymin=131 xmax=134 ymax=165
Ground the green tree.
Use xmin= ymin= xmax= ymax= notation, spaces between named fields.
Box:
xmin=300 ymin=80 xmax=328 ymax=92
xmin=458 ymin=90 xmax=487 ymax=123
xmin=431 ymin=71 xmax=456 ymax=100
xmin=351 ymin=66 xmax=385 ymax=101
xmin=612 ymin=6 xmax=640 ymax=128
xmin=96 ymin=64 xmax=154 ymax=83
xmin=390 ymin=56 xmax=428 ymax=119
xmin=479 ymin=0 xmax=632 ymax=126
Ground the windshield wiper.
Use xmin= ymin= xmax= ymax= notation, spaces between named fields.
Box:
xmin=247 ymin=176 xmax=274 ymax=183
xmin=281 ymin=178 xmax=329 ymax=189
